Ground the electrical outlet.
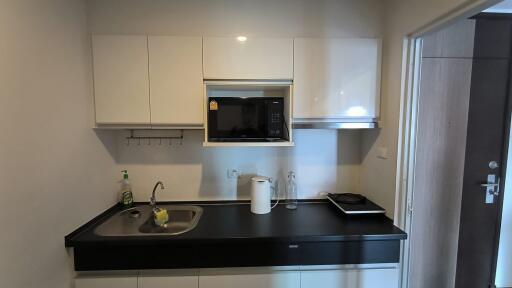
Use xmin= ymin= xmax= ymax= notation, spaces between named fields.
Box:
xmin=227 ymin=169 xmax=239 ymax=179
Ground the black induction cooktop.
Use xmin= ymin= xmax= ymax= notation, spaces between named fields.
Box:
xmin=327 ymin=193 xmax=386 ymax=215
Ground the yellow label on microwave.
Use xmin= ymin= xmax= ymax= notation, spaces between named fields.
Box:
xmin=209 ymin=100 xmax=218 ymax=111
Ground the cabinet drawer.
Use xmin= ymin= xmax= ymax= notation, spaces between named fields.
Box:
xmin=138 ymin=275 xmax=198 ymax=288
xmin=74 ymin=240 xmax=400 ymax=271
xmin=300 ymin=240 xmax=400 ymax=265
xmin=300 ymin=268 xmax=399 ymax=288
xmin=198 ymin=241 xmax=301 ymax=268
xmin=75 ymin=276 xmax=137 ymax=288
xmin=199 ymin=270 xmax=299 ymax=288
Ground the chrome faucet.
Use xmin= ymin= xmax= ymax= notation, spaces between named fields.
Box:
xmin=150 ymin=181 xmax=165 ymax=209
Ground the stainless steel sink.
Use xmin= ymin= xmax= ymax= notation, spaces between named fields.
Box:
xmin=94 ymin=205 xmax=203 ymax=236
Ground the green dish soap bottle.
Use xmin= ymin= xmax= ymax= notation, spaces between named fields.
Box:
xmin=120 ymin=170 xmax=134 ymax=209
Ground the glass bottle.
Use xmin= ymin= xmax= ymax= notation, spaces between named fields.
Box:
xmin=286 ymin=171 xmax=298 ymax=209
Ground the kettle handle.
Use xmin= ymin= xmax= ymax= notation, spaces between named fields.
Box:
xmin=270 ymin=180 xmax=279 ymax=209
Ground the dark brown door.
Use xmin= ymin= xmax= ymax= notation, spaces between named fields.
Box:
xmin=455 ymin=15 xmax=512 ymax=288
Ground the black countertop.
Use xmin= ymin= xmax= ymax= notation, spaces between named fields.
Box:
xmin=65 ymin=200 xmax=406 ymax=270
xmin=66 ymin=200 xmax=406 ymax=247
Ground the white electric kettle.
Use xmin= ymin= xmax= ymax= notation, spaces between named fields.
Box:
xmin=250 ymin=176 xmax=277 ymax=214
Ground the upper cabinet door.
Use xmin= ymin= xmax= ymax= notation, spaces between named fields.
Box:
xmin=203 ymin=37 xmax=293 ymax=80
xmin=149 ymin=36 xmax=204 ymax=126
xmin=293 ymin=38 xmax=382 ymax=119
xmin=92 ymin=35 xmax=150 ymax=124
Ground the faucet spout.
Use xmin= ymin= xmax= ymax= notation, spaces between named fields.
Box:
xmin=150 ymin=181 xmax=165 ymax=208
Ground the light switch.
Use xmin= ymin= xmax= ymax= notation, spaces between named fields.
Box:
xmin=377 ymin=146 xmax=388 ymax=159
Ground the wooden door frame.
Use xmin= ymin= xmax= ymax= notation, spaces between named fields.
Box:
xmin=394 ymin=1 xmax=502 ymax=287
xmin=494 ymin=88 xmax=512 ymax=287
xmin=485 ymin=12 xmax=512 ymax=282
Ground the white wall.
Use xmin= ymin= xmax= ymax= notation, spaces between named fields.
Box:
xmin=86 ymin=0 xmax=384 ymax=37
xmin=0 ymin=0 xmax=118 ymax=287
xmin=86 ymin=0 xmax=384 ymax=203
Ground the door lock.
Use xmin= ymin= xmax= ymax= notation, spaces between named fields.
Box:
xmin=489 ymin=161 xmax=499 ymax=169
xmin=480 ymin=174 xmax=500 ymax=203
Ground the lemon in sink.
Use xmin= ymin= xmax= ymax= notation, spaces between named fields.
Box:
xmin=153 ymin=208 xmax=169 ymax=227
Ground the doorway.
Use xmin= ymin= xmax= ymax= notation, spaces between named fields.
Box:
xmin=398 ymin=6 xmax=512 ymax=288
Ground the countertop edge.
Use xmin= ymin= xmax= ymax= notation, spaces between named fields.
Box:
xmin=65 ymin=200 xmax=407 ymax=248
xmin=65 ymin=204 xmax=121 ymax=247
xmin=66 ymin=234 xmax=407 ymax=248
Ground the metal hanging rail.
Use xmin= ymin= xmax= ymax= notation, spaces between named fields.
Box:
xmin=126 ymin=129 xmax=184 ymax=146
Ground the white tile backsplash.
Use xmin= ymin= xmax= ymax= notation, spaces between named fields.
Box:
xmin=115 ymin=129 xmax=361 ymax=201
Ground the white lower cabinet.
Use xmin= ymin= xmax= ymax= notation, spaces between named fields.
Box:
xmin=75 ymin=266 xmax=398 ymax=288
xmin=75 ymin=276 xmax=137 ymax=288
xmin=199 ymin=270 xmax=300 ymax=288
xmin=300 ymin=268 xmax=399 ymax=288
xmin=138 ymin=275 xmax=198 ymax=288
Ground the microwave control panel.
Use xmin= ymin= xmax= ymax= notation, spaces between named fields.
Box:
xmin=268 ymin=101 xmax=284 ymax=138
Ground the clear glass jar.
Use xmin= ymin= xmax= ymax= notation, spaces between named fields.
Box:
xmin=286 ymin=171 xmax=298 ymax=209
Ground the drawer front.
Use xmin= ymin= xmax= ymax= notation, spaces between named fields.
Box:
xmin=138 ymin=275 xmax=198 ymax=288
xmin=199 ymin=270 xmax=300 ymax=288
xmin=301 ymin=268 xmax=399 ymax=288
xmin=197 ymin=242 xmax=301 ymax=268
xmin=300 ymin=240 xmax=400 ymax=265
xmin=75 ymin=276 xmax=137 ymax=288
xmin=73 ymin=240 xmax=400 ymax=271
xmin=74 ymin=244 xmax=201 ymax=270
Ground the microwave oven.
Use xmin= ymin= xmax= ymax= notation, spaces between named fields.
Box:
xmin=207 ymin=97 xmax=287 ymax=142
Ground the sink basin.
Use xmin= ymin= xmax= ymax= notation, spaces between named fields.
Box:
xmin=94 ymin=205 xmax=203 ymax=236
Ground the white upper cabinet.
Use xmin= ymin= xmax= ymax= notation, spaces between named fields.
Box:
xmin=92 ymin=35 xmax=204 ymax=127
xmin=203 ymin=37 xmax=293 ymax=80
xmin=148 ymin=36 xmax=204 ymax=126
xmin=92 ymin=35 xmax=150 ymax=125
xmin=91 ymin=35 xmax=381 ymax=126
xmin=293 ymin=38 xmax=382 ymax=120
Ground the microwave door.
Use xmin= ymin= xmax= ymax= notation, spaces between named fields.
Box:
xmin=208 ymin=98 xmax=267 ymax=141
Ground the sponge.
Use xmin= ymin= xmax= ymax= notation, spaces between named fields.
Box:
xmin=154 ymin=208 xmax=169 ymax=227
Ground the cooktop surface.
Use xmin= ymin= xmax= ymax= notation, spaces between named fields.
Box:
xmin=327 ymin=193 xmax=386 ymax=215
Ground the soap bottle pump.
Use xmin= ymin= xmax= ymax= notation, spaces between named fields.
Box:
xmin=120 ymin=170 xmax=134 ymax=209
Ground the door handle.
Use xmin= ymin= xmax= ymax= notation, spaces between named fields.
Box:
xmin=480 ymin=183 xmax=499 ymax=188
xmin=480 ymin=183 xmax=499 ymax=196
xmin=481 ymin=175 xmax=500 ymax=203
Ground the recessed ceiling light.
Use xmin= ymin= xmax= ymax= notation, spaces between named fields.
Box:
xmin=237 ymin=36 xmax=247 ymax=42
